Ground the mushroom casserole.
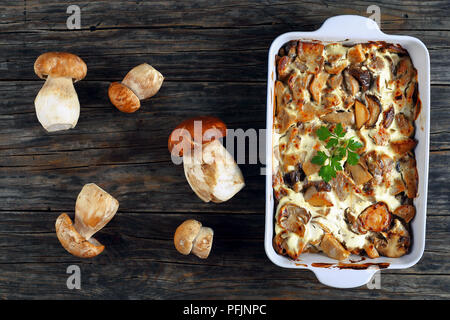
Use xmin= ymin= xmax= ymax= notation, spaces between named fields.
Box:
xmin=272 ymin=41 xmax=421 ymax=261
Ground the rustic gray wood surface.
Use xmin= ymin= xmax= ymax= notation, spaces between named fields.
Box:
xmin=0 ymin=0 xmax=448 ymax=299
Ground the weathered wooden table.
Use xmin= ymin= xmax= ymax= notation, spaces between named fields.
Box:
xmin=0 ymin=1 xmax=448 ymax=299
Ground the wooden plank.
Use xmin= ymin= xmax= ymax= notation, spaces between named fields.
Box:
xmin=0 ymin=212 xmax=447 ymax=299
xmin=1 ymin=1 xmax=449 ymax=31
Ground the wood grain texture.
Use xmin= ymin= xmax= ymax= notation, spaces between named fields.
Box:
xmin=0 ymin=0 xmax=448 ymax=299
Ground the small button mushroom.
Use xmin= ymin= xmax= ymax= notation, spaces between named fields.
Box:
xmin=55 ymin=183 xmax=119 ymax=258
xmin=174 ymin=219 xmax=214 ymax=259
xmin=108 ymin=63 xmax=164 ymax=113
xmin=34 ymin=52 xmax=87 ymax=132
xmin=168 ymin=116 xmax=244 ymax=203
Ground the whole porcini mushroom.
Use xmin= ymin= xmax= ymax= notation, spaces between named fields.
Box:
xmin=55 ymin=183 xmax=119 ymax=258
xmin=174 ymin=219 xmax=214 ymax=259
xmin=108 ymin=63 xmax=164 ymax=113
xmin=168 ymin=116 xmax=245 ymax=203
xmin=34 ymin=52 xmax=87 ymax=132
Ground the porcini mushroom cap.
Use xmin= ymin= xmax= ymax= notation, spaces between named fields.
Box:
xmin=191 ymin=227 xmax=214 ymax=259
xmin=55 ymin=213 xmax=105 ymax=258
xmin=74 ymin=183 xmax=119 ymax=240
xmin=122 ymin=63 xmax=164 ymax=100
xmin=168 ymin=116 xmax=227 ymax=157
xmin=108 ymin=82 xmax=141 ymax=113
xmin=174 ymin=219 xmax=202 ymax=255
xmin=34 ymin=52 xmax=87 ymax=82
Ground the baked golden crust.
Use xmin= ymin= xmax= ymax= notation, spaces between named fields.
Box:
xmin=273 ymin=41 xmax=421 ymax=261
xmin=34 ymin=52 xmax=87 ymax=81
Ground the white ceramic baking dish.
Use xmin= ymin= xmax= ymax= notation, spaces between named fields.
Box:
xmin=265 ymin=15 xmax=430 ymax=288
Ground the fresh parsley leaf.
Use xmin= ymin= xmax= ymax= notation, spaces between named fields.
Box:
xmin=313 ymin=124 xmax=363 ymax=182
xmin=336 ymin=147 xmax=347 ymax=160
xmin=326 ymin=138 xmax=338 ymax=149
xmin=331 ymin=156 xmax=343 ymax=171
xmin=319 ymin=164 xmax=336 ymax=183
xmin=311 ymin=151 xmax=328 ymax=166
xmin=333 ymin=123 xmax=345 ymax=138
xmin=348 ymin=138 xmax=363 ymax=151
xmin=316 ymin=126 xmax=332 ymax=141
xmin=346 ymin=151 xmax=360 ymax=165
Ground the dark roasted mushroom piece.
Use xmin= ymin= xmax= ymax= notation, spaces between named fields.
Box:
xmin=374 ymin=219 xmax=410 ymax=258
xmin=365 ymin=94 xmax=382 ymax=127
xmin=283 ymin=164 xmax=306 ymax=188
xmin=348 ymin=66 xmax=372 ymax=91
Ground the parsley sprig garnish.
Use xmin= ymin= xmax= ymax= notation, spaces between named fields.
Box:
xmin=311 ymin=124 xmax=363 ymax=183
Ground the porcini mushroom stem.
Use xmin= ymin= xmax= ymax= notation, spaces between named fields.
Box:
xmin=34 ymin=75 xmax=80 ymax=132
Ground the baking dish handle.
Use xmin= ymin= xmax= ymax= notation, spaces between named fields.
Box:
xmin=316 ymin=15 xmax=384 ymax=38
xmin=313 ymin=268 xmax=379 ymax=289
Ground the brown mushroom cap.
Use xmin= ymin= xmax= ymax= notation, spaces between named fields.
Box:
xmin=55 ymin=213 xmax=104 ymax=258
xmin=174 ymin=219 xmax=202 ymax=255
xmin=168 ymin=116 xmax=227 ymax=157
xmin=34 ymin=52 xmax=87 ymax=82
xmin=108 ymin=82 xmax=141 ymax=113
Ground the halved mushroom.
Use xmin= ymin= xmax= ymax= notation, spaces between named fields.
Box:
xmin=56 ymin=213 xmax=105 ymax=258
xmin=296 ymin=42 xmax=324 ymax=74
xmin=365 ymin=94 xmax=382 ymax=127
xmin=345 ymin=207 xmax=366 ymax=235
xmin=374 ymin=219 xmax=410 ymax=258
xmin=174 ymin=219 xmax=214 ymax=259
xmin=395 ymin=58 xmax=414 ymax=88
xmin=277 ymin=203 xmax=311 ymax=237
xmin=321 ymin=111 xmax=354 ymax=126
xmin=344 ymin=70 xmax=359 ymax=96
xmin=320 ymin=233 xmax=350 ymax=261
xmin=382 ymin=105 xmax=395 ymax=128
xmin=398 ymin=155 xmax=418 ymax=198
xmin=354 ymin=100 xmax=369 ymax=129
xmin=330 ymin=171 xmax=357 ymax=201
xmin=347 ymin=44 xmax=366 ymax=64
xmin=394 ymin=204 xmax=416 ymax=223
xmin=277 ymin=55 xmax=292 ymax=79
xmin=348 ymin=67 xmax=371 ymax=91
xmin=370 ymin=127 xmax=390 ymax=146
xmin=55 ymin=183 xmax=119 ymax=258
xmin=390 ymin=178 xmax=406 ymax=196
xmin=304 ymin=186 xmax=333 ymax=207
xmin=395 ymin=113 xmax=414 ymax=137
xmin=183 ymin=139 xmax=245 ymax=203
xmin=358 ymin=202 xmax=392 ymax=232
xmin=364 ymin=242 xmax=380 ymax=259
xmin=309 ymin=71 xmax=329 ymax=103
xmin=327 ymin=73 xmax=343 ymax=89
xmin=325 ymin=60 xmax=348 ymax=75
xmin=345 ymin=162 xmax=373 ymax=185
xmin=391 ymin=138 xmax=417 ymax=155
